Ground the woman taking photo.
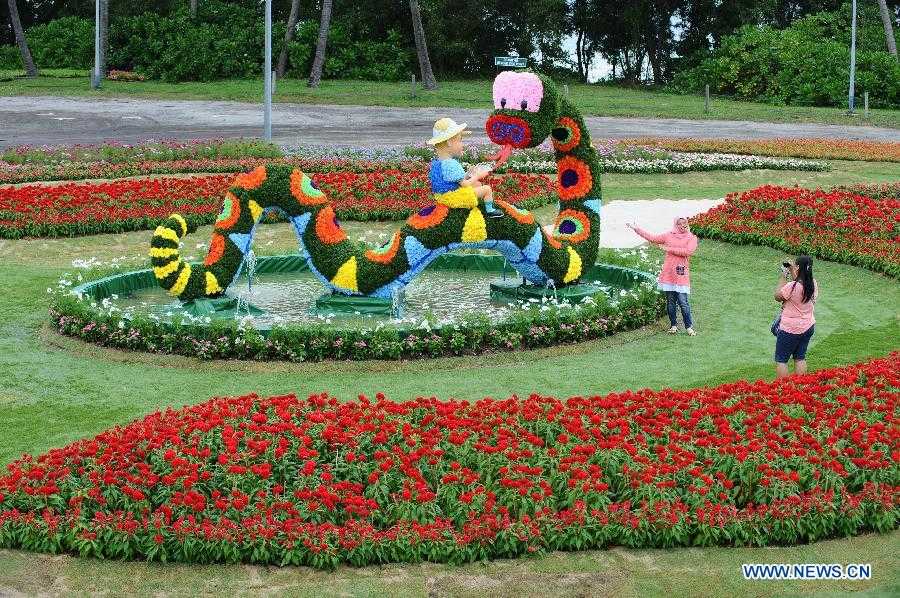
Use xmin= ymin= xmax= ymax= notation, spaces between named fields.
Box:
xmin=774 ymin=255 xmax=817 ymax=378
xmin=628 ymin=217 xmax=699 ymax=336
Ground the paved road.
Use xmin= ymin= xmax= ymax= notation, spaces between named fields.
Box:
xmin=2 ymin=96 xmax=897 ymax=149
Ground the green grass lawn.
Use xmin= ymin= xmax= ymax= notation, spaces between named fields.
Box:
xmin=2 ymin=71 xmax=898 ymax=128
xmin=2 ymin=531 xmax=898 ymax=597
xmin=0 ymin=163 xmax=897 ymax=595
xmin=3 ymin=236 xmax=897 ymax=466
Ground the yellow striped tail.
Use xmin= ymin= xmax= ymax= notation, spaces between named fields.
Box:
xmin=149 ymin=214 xmax=203 ymax=299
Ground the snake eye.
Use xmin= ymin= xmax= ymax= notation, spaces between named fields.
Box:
xmin=500 ymin=98 xmax=506 ymax=108
xmin=521 ymin=100 xmax=528 ymax=110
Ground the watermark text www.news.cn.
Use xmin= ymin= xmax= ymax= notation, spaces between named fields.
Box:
xmin=742 ymin=563 xmax=872 ymax=581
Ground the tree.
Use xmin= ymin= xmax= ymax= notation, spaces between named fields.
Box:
xmin=877 ymin=0 xmax=897 ymax=58
xmin=277 ymin=0 xmax=302 ymax=77
xmin=99 ymin=0 xmax=108 ymax=77
xmin=409 ymin=0 xmax=437 ymax=90
xmin=6 ymin=0 xmax=38 ymax=76
xmin=571 ymin=0 xmax=603 ymax=81
xmin=643 ymin=0 xmax=681 ymax=84
xmin=308 ymin=0 xmax=332 ymax=87
xmin=190 ymin=0 xmax=198 ymax=19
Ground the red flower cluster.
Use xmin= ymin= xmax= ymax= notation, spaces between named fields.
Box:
xmin=1 ymin=354 xmax=897 ymax=568
xmin=0 ymin=156 xmax=420 ymax=186
xmin=0 ymin=175 xmax=232 ymax=238
xmin=0 ymin=171 xmax=554 ymax=238
xmin=691 ymin=185 xmax=900 ymax=277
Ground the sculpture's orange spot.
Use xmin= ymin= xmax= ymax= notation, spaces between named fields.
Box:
xmin=315 ymin=206 xmax=347 ymax=244
xmin=233 ymin=166 xmax=267 ymax=190
xmin=204 ymin=233 xmax=226 ymax=266
xmin=365 ymin=232 xmax=402 ymax=264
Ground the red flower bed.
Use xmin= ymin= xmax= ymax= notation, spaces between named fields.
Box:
xmin=1 ymin=354 xmax=897 ymax=568
xmin=0 ymin=157 xmax=422 ymax=185
xmin=691 ymin=185 xmax=900 ymax=277
xmin=0 ymin=171 xmax=555 ymax=238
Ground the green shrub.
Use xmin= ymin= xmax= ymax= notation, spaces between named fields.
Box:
xmin=110 ymin=5 xmax=286 ymax=82
xmin=4 ymin=6 xmax=411 ymax=82
xmin=287 ymin=20 xmax=412 ymax=81
xmin=673 ymin=4 xmax=900 ymax=108
xmin=24 ymin=16 xmax=94 ymax=69
xmin=0 ymin=45 xmax=23 ymax=70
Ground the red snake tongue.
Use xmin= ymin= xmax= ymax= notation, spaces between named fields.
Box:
xmin=487 ymin=144 xmax=514 ymax=168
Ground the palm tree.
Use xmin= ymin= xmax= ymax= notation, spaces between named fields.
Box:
xmin=308 ymin=0 xmax=333 ymax=88
xmin=409 ymin=0 xmax=437 ymax=90
xmin=6 ymin=0 xmax=38 ymax=77
xmin=277 ymin=0 xmax=302 ymax=78
xmin=877 ymin=0 xmax=897 ymax=59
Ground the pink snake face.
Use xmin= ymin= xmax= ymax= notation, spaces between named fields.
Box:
xmin=492 ymin=71 xmax=544 ymax=113
xmin=485 ymin=71 xmax=554 ymax=163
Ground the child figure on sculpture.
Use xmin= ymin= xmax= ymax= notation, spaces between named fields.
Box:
xmin=427 ymin=117 xmax=502 ymax=217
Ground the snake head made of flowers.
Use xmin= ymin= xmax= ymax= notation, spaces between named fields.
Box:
xmin=485 ymin=71 xmax=561 ymax=166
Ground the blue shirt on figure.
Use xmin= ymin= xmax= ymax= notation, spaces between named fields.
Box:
xmin=429 ymin=158 xmax=466 ymax=194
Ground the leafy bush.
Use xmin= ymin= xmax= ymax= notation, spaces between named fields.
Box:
xmin=0 ymin=45 xmax=23 ymax=70
xmin=24 ymin=16 xmax=94 ymax=70
xmin=673 ymin=4 xmax=900 ymax=108
xmin=288 ymin=20 xmax=412 ymax=81
xmin=5 ymin=6 xmax=412 ymax=82
xmin=110 ymin=5 xmax=286 ymax=82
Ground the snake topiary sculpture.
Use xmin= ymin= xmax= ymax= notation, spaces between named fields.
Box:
xmin=150 ymin=71 xmax=601 ymax=301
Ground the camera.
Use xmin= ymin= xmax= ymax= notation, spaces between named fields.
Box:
xmin=781 ymin=262 xmax=792 ymax=277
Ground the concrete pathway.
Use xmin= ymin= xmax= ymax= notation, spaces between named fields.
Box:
xmin=2 ymin=96 xmax=897 ymax=149
xmin=598 ymin=199 xmax=725 ymax=248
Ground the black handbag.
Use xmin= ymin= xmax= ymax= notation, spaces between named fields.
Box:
xmin=772 ymin=281 xmax=796 ymax=336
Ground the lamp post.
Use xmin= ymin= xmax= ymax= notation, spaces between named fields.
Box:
xmin=848 ymin=0 xmax=857 ymax=113
xmin=92 ymin=0 xmax=101 ymax=89
xmin=263 ymin=0 xmax=273 ymax=140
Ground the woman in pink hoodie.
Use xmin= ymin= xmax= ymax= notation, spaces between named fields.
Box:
xmin=627 ymin=217 xmax=699 ymax=336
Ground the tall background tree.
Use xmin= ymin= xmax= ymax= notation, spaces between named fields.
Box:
xmin=277 ymin=0 xmax=302 ymax=77
xmin=99 ymin=0 xmax=108 ymax=76
xmin=6 ymin=0 xmax=37 ymax=76
xmin=308 ymin=0 xmax=332 ymax=87
xmin=409 ymin=0 xmax=437 ymax=89
xmin=2 ymin=0 xmax=897 ymax=85
xmin=878 ymin=0 xmax=897 ymax=57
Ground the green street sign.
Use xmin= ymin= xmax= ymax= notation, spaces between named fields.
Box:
xmin=494 ymin=56 xmax=528 ymax=68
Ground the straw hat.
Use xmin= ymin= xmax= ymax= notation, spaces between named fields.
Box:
xmin=426 ymin=117 xmax=471 ymax=145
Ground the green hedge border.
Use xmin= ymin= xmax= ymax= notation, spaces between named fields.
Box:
xmin=51 ymin=254 xmax=664 ymax=361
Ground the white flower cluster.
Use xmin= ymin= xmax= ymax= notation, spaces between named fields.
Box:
xmin=500 ymin=152 xmax=828 ymax=174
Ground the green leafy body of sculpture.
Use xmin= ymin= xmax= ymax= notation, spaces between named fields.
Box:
xmin=150 ymin=71 xmax=601 ymax=301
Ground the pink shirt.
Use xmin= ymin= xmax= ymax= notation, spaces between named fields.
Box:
xmin=778 ymin=280 xmax=817 ymax=334
xmin=632 ymin=224 xmax=698 ymax=292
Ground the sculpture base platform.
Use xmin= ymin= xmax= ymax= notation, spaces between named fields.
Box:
xmin=315 ymin=293 xmax=401 ymax=317
xmin=490 ymin=278 xmax=607 ymax=303
xmin=182 ymin=297 xmax=264 ymax=320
